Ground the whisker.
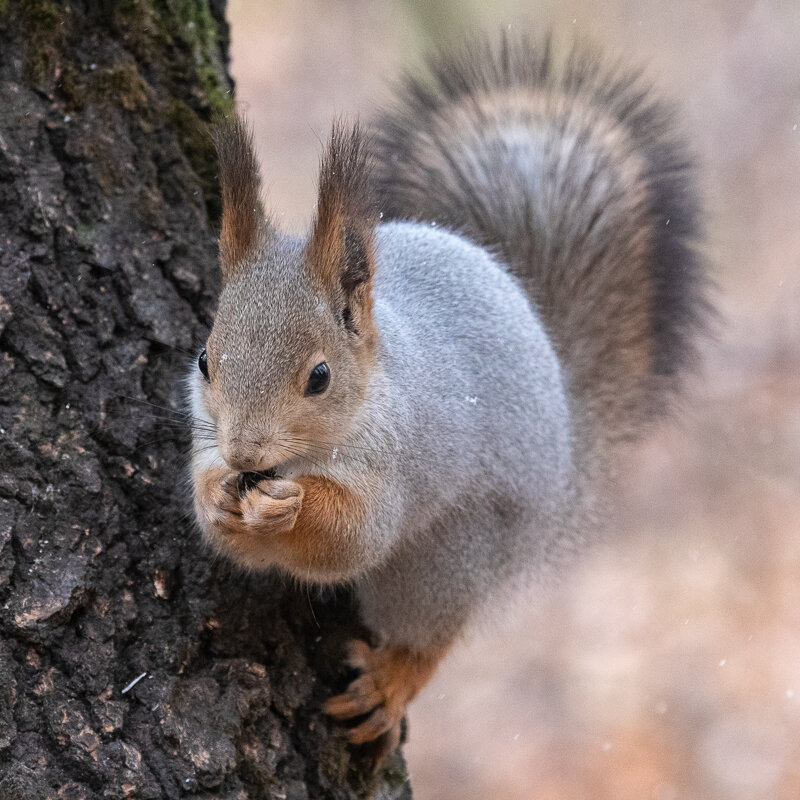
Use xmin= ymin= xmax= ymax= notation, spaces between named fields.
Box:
xmin=129 ymin=437 xmax=191 ymax=455
xmin=285 ymin=435 xmax=395 ymax=455
xmin=119 ymin=406 xmax=217 ymax=429
xmin=184 ymin=424 xmax=219 ymax=436
xmin=282 ymin=439 xmax=373 ymax=468
xmin=193 ymin=442 xmax=223 ymax=455
xmin=282 ymin=437 xmax=381 ymax=467
xmin=278 ymin=443 xmax=324 ymax=471
xmin=166 ymin=433 xmax=214 ymax=446
xmin=116 ymin=411 xmax=214 ymax=429
xmin=294 ymin=436 xmax=393 ymax=454
xmin=277 ymin=443 xmax=333 ymax=478
xmin=114 ymin=394 xmax=189 ymax=417
xmin=132 ymin=414 xmax=215 ymax=431
xmin=124 ymin=419 xmax=218 ymax=441
xmin=141 ymin=337 xmax=199 ymax=358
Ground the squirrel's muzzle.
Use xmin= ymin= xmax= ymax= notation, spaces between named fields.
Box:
xmin=221 ymin=438 xmax=285 ymax=474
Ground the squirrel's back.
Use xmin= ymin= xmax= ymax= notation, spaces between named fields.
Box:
xmin=370 ymin=35 xmax=707 ymax=456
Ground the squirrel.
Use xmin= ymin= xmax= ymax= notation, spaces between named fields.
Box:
xmin=189 ymin=35 xmax=706 ymax=763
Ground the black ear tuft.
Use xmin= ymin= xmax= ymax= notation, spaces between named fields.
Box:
xmin=308 ymin=120 xmax=378 ymax=296
xmin=342 ymin=228 xmax=371 ymax=293
xmin=341 ymin=304 xmax=359 ymax=335
xmin=212 ymin=113 xmax=270 ymax=280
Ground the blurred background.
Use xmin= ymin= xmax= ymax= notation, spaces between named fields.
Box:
xmin=226 ymin=1 xmax=800 ymax=798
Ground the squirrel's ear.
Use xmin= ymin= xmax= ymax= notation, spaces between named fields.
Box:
xmin=307 ymin=121 xmax=377 ymax=306
xmin=212 ymin=113 xmax=269 ymax=283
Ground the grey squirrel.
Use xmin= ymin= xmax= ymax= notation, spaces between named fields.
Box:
xmin=189 ymin=35 xmax=705 ymax=763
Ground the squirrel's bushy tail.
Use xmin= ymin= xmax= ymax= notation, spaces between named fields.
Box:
xmin=371 ymin=35 xmax=707 ymax=449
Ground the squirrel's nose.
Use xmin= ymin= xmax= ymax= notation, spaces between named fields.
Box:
xmin=221 ymin=441 xmax=262 ymax=473
xmin=221 ymin=439 xmax=284 ymax=473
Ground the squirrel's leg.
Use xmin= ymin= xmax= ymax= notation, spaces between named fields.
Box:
xmin=323 ymin=639 xmax=449 ymax=766
xmin=324 ymin=514 xmax=487 ymax=765
xmin=325 ymin=499 xmax=528 ymax=764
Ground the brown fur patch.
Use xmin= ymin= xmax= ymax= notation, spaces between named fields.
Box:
xmin=212 ymin=113 xmax=269 ymax=279
xmin=275 ymin=474 xmax=367 ymax=575
xmin=307 ymin=121 xmax=378 ymax=346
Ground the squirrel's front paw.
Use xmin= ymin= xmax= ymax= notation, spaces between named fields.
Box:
xmin=195 ymin=469 xmax=302 ymax=539
xmin=195 ymin=468 xmax=244 ymax=532
xmin=239 ymin=478 xmax=303 ymax=535
xmin=323 ymin=640 xmax=445 ymax=769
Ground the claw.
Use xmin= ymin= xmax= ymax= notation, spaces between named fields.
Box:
xmin=372 ymin=724 xmax=401 ymax=770
xmin=323 ymin=674 xmax=382 ymax=719
xmin=348 ymin=706 xmax=393 ymax=744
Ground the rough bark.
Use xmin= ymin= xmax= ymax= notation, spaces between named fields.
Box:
xmin=0 ymin=2 xmax=411 ymax=797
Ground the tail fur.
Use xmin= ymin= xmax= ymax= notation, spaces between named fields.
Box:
xmin=370 ymin=35 xmax=707 ymax=449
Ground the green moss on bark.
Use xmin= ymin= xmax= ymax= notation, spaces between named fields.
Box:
xmin=169 ymin=98 xmax=222 ymax=220
xmin=174 ymin=0 xmax=233 ymax=117
xmin=89 ymin=61 xmax=150 ymax=110
xmin=107 ymin=0 xmax=232 ymax=117
xmin=16 ymin=0 xmax=65 ymax=84
xmin=9 ymin=0 xmax=230 ymax=222
xmin=21 ymin=0 xmax=58 ymax=26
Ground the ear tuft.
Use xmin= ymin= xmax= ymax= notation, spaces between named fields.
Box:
xmin=342 ymin=228 xmax=371 ymax=293
xmin=212 ymin=113 xmax=269 ymax=280
xmin=308 ymin=120 xmax=378 ymax=297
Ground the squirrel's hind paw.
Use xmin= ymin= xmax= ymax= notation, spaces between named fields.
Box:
xmin=323 ymin=638 xmax=446 ymax=768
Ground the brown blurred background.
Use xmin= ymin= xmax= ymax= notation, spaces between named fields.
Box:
xmin=226 ymin=1 xmax=800 ymax=798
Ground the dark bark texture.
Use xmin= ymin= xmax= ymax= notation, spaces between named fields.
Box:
xmin=0 ymin=2 xmax=411 ymax=798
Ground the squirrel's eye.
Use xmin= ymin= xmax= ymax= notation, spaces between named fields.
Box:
xmin=198 ymin=349 xmax=209 ymax=381
xmin=306 ymin=362 xmax=330 ymax=395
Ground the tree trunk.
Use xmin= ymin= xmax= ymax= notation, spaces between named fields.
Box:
xmin=0 ymin=2 xmax=411 ymax=797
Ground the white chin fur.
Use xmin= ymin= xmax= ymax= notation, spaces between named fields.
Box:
xmin=188 ymin=371 xmax=225 ymax=472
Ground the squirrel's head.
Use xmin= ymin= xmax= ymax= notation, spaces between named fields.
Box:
xmin=193 ymin=114 xmax=378 ymax=474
